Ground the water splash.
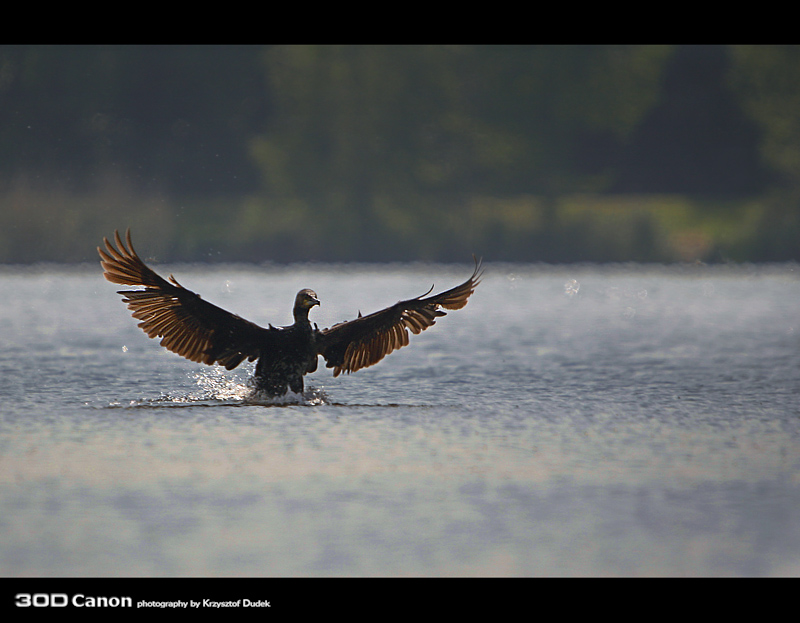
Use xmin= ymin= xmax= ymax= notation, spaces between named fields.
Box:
xmin=193 ymin=368 xmax=251 ymax=401
xmin=194 ymin=368 xmax=329 ymax=404
xmin=245 ymin=385 xmax=328 ymax=406
xmin=106 ymin=375 xmax=329 ymax=408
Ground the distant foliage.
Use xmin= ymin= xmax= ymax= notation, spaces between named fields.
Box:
xmin=0 ymin=45 xmax=798 ymax=262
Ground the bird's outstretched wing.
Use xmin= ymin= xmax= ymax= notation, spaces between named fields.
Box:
xmin=98 ymin=229 xmax=272 ymax=370
xmin=317 ymin=257 xmax=482 ymax=376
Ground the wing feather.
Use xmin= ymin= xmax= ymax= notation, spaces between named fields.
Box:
xmin=318 ymin=257 xmax=482 ymax=376
xmin=99 ymin=229 xmax=271 ymax=368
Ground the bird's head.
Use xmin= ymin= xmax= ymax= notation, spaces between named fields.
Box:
xmin=296 ymin=289 xmax=321 ymax=310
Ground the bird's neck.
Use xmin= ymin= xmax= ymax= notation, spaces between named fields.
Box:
xmin=293 ymin=306 xmax=311 ymax=325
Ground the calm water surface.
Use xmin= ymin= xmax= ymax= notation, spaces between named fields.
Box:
xmin=1 ymin=262 xmax=799 ymax=576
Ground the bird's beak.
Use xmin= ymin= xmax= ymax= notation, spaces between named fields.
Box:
xmin=311 ymin=297 xmax=320 ymax=307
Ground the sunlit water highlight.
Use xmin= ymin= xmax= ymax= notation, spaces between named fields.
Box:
xmin=1 ymin=262 xmax=799 ymax=576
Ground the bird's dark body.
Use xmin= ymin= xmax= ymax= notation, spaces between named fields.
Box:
xmin=98 ymin=230 xmax=481 ymax=398
xmin=254 ymin=322 xmax=319 ymax=396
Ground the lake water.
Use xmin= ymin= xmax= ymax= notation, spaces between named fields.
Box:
xmin=1 ymin=261 xmax=799 ymax=576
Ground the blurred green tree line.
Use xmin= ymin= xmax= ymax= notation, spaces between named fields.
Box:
xmin=0 ymin=44 xmax=797 ymax=263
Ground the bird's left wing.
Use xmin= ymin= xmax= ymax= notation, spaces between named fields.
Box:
xmin=317 ymin=258 xmax=482 ymax=376
xmin=98 ymin=229 xmax=272 ymax=370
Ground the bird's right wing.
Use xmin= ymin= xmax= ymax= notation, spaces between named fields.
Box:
xmin=317 ymin=257 xmax=482 ymax=376
xmin=98 ymin=229 xmax=273 ymax=369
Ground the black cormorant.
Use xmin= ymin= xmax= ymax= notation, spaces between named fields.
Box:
xmin=99 ymin=230 xmax=482 ymax=397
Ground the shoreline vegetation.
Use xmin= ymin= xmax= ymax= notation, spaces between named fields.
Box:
xmin=0 ymin=181 xmax=788 ymax=265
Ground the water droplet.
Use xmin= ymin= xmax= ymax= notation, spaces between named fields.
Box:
xmin=564 ymin=279 xmax=580 ymax=297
